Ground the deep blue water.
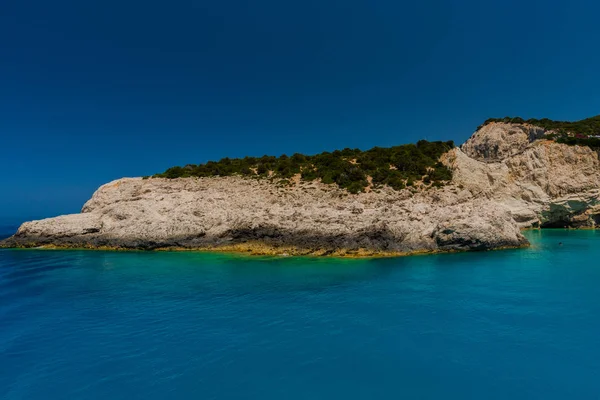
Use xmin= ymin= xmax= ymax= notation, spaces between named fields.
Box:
xmin=1 ymin=230 xmax=600 ymax=399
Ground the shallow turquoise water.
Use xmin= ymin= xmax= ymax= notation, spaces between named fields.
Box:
xmin=1 ymin=230 xmax=599 ymax=399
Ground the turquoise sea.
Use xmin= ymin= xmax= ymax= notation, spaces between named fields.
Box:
xmin=1 ymin=229 xmax=599 ymax=399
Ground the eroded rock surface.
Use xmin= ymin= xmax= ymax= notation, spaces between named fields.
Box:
xmin=3 ymin=122 xmax=599 ymax=255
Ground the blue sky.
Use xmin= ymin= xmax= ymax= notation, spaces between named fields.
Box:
xmin=1 ymin=0 xmax=599 ymax=219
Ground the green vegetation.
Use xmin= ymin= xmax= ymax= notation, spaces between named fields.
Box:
xmin=154 ymin=140 xmax=455 ymax=193
xmin=553 ymin=134 xmax=600 ymax=148
xmin=482 ymin=115 xmax=600 ymax=147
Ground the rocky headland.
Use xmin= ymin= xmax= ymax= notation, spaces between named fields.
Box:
xmin=2 ymin=120 xmax=600 ymax=256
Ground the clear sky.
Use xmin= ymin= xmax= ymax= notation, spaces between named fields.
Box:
xmin=1 ymin=0 xmax=599 ymax=219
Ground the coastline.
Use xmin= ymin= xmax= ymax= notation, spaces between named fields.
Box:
xmin=0 ymin=239 xmax=531 ymax=259
xmin=6 ymin=226 xmax=598 ymax=258
xmin=3 ymin=121 xmax=599 ymax=258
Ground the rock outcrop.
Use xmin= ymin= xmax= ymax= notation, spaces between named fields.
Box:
xmin=2 ymin=121 xmax=599 ymax=256
xmin=456 ymin=122 xmax=600 ymax=228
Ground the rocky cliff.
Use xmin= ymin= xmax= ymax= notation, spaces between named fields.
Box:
xmin=2 ymin=122 xmax=599 ymax=256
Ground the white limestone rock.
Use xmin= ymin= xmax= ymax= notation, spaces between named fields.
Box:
xmin=3 ymin=122 xmax=600 ymax=255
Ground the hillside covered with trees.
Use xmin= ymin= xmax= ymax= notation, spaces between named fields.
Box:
xmin=153 ymin=140 xmax=455 ymax=193
xmin=483 ymin=115 xmax=600 ymax=147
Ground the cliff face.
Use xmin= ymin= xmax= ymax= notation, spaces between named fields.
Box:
xmin=456 ymin=122 xmax=600 ymax=228
xmin=2 ymin=122 xmax=599 ymax=256
xmin=0 ymin=177 xmax=525 ymax=255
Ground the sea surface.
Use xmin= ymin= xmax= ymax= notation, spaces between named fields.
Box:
xmin=1 ymin=229 xmax=600 ymax=399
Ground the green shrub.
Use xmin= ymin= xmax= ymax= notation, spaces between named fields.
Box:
xmin=154 ymin=140 xmax=455 ymax=193
xmin=482 ymin=115 xmax=600 ymax=141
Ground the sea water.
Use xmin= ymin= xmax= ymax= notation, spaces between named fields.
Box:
xmin=1 ymin=229 xmax=599 ymax=399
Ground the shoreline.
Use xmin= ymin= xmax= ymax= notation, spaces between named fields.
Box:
xmin=4 ymin=227 xmax=597 ymax=259
xmin=0 ymin=240 xmax=531 ymax=259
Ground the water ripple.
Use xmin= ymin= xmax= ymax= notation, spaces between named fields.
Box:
xmin=1 ymin=232 xmax=600 ymax=399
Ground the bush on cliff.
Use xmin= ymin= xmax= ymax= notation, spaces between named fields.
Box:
xmin=482 ymin=115 xmax=600 ymax=147
xmin=154 ymin=140 xmax=455 ymax=193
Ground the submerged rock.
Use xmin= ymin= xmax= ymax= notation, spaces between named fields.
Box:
xmin=2 ymin=122 xmax=599 ymax=256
